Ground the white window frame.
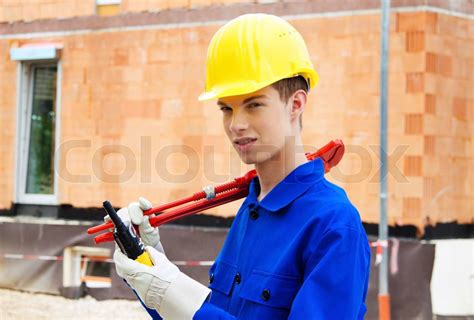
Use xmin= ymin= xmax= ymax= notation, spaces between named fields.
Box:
xmin=63 ymin=246 xmax=112 ymax=289
xmin=14 ymin=60 xmax=62 ymax=205
xmin=96 ymin=0 xmax=121 ymax=5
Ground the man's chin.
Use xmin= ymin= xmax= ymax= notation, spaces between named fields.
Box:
xmin=237 ymin=153 xmax=273 ymax=166
xmin=238 ymin=154 xmax=256 ymax=165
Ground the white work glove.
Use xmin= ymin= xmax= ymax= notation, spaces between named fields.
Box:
xmin=114 ymin=246 xmax=211 ymax=320
xmin=105 ymin=197 xmax=164 ymax=253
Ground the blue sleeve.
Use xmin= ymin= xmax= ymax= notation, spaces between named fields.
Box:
xmin=193 ymin=302 xmax=236 ymax=320
xmin=288 ymin=226 xmax=370 ymax=320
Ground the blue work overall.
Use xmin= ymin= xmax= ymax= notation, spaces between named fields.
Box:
xmin=194 ymin=158 xmax=370 ymax=319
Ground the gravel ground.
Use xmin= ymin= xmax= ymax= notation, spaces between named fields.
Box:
xmin=0 ymin=288 xmax=150 ymax=320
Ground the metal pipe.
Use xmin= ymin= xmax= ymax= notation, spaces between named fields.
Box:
xmin=379 ymin=0 xmax=391 ymax=319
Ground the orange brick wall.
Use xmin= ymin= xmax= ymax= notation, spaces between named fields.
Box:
xmin=0 ymin=40 xmax=16 ymax=207
xmin=0 ymin=0 xmax=255 ymax=23
xmin=121 ymin=0 xmax=254 ymax=13
xmin=421 ymin=12 xmax=473 ymax=226
xmin=0 ymin=0 xmax=96 ymax=22
xmin=0 ymin=11 xmax=472 ymax=231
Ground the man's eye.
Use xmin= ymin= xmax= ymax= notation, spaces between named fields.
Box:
xmin=247 ymin=102 xmax=262 ymax=108
xmin=219 ymin=106 xmax=232 ymax=112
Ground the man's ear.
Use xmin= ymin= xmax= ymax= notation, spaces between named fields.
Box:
xmin=289 ymin=90 xmax=307 ymax=123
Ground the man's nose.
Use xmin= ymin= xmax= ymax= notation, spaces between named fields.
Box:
xmin=229 ymin=110 xmax=249 ymax=133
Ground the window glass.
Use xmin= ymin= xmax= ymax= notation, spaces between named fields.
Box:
xmin=25 ymin=65 xmax=57 ymax=194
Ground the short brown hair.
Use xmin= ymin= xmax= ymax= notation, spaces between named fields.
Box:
xmin=271 ymin=76 xmax=309 ymax=129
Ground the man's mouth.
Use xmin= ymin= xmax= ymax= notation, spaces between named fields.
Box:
xmin=234 ymin=138 xmax=257 ymax=152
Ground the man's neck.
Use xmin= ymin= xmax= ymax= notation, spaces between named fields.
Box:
xmin=255 ymin=138 xmax=307 ymax=202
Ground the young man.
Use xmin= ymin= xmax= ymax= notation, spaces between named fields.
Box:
xmin=114 ymin=14 xmax=370 ymax=319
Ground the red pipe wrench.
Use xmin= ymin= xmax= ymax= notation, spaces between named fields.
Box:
xmin=88 ymin=139 xmax=344 ymax=244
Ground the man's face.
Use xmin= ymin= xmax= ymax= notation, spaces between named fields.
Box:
xmin=217 ymin=85 xmax=294 ymax=165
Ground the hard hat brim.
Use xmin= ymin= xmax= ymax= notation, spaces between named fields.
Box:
xmin=198 ymin=70 xmax=319 ymax=102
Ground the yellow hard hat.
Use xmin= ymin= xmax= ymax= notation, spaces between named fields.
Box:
xmin=198 ymin=13 xmax=319 ymax=101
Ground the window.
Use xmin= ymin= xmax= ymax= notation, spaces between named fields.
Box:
xmin=15 ymin=62 xmax=61 ymax=204
xmin=63 ymin=246 xmax=112 ymax=290
xmin=26 ymin=66 xmax=57 ymax=194
xmin=96 ymin=0 xmax=121 ymax=16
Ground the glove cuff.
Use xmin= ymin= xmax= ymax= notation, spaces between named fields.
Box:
xmin=159 ymin=271 xmax=211 ymax=320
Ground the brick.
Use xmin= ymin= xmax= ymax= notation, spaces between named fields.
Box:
xmin=451 ymin=138 xmax=469 ymax=158
xmin=438 ymin=54 xmax=452 ymax=77
xmin=147 ymin=44 xmax=170 ymax=64
xmin=328 ymin=36 xmax=356 ymax=58
xmin=4 ymin=5 xmax=23 ymax=22
xmin=396 ymin=12 xmax=438 ymax=32
xmin=406 ymin=31 xmax=424 ymax=52
xmin=422 ymin=74 xmax=438 ymax=96
xmin=189 ymin=0 xmax=214 ymax=8
xmin=390 ymin=52 xmax=425 ymax=73
xmin=128 ymin=47 xmax=147 ymax=66
xmin=425 ymin=94 xmax=436 ymax=114
xmin=121 ymin=100 xmax=162 ymax=118
xmin=113 ymin=47 xmax=130 ymax=66
xmin=424 ymin=114 xmax=452 ymax=136
xmin=389 ymin=33 xmax=406 ymax=53
xmin=438 ymin=14 xmax=470 ymax=39
xmin=121 ymin=67 xmax=144 ymax=83
xmin=420 ymin=12 xmax=439 ymax=33
xmin=423 ymin=176 xmax=439 ymax=198
xmin=73 ymin=0 xmax=95 ymax=16
xmin=56 ymin=1 xmax=75 ymax=19
xmin=452 ymin=57 xmax=473 ymax=80
xmin=425 ymin=52 xmax=437 ymax=73
xmin=344 ymin=55 xmax=376 ymax=75
xmin=122 ymin=0 xmax=149 ymax=12
xmin=389 ymin=133 xmax=423 ymax=156
xmin=402 ymin=197 xmax=421 ymax=219
xmin=404 ymin=156 xmax=422 ymax=176
xmin=165 ymin=0 xmax=191 ymax=9
xmin=404 ymin=114 xmax=423 ymax=135
xmin=394 ymin=177 xmax=423 ymax=198
xmin=424 ymin=135 xmax=435 ymax=155
xmin=183 ymin=135 xmax=204 ymax=151
xmin=452 ymin=119 xmax=472 ymax=140
xmin=452 ymin=97 xmax=467 ymax=121
xmin=435 ymin=138 xmax=456 ymax=157
xmin=424 ymin=34 xmax=443 ymax=54
xmin=406 ymin=72 xmax=424 ymax=93
xmin=121 ymin=83 xmax=147 ymax=101
xmin=22 ymin=4 xmax=40 ymax=22
xmin=161 ymin=99 xmax=184 ymax=119
xmin=389 ymin=93 xmax=424 ymax=113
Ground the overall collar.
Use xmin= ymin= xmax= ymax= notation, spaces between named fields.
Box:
xmin=246 ymin=158 xmax=325 ymax=212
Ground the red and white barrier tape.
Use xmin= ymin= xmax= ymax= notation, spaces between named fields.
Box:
xmin=0 ymin=253 xmax=213 ymax=267
xmin=370 ymin=240 xmax=388 ymax=248
xmin=369 ymin=239 xmax=399 ymax=274
xmin=1 ymin=240 xmax=397 ymax=270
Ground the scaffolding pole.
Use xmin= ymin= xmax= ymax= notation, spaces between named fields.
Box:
xmin=379 ymin=0 xmax=391 ymax=320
